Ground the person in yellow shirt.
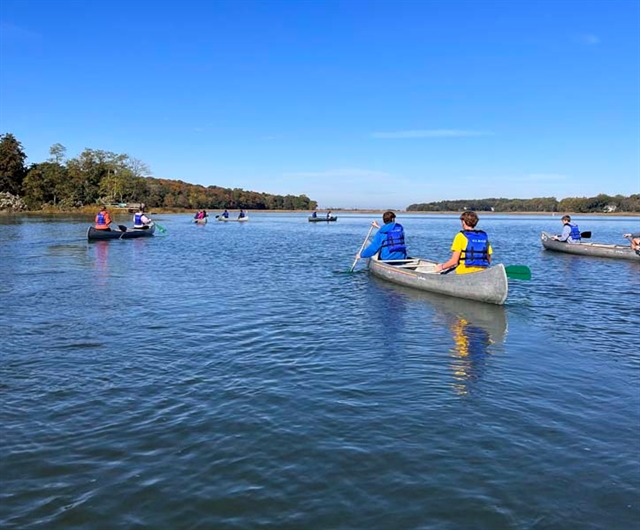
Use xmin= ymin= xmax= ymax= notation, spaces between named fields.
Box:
xmin=434 ymin=211 xmax=492 ymax=274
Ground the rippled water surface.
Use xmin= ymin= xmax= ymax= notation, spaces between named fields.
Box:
xmin=1 ymin=213 xmax=639 ymax=529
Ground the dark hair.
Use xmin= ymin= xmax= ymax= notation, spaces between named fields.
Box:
xmin=382 ymin=211 xmax=396 ymax=224
xmin=562 ymin=215 xmax=571 ymax=222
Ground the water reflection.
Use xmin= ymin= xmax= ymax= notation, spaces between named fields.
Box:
xmin=369 ymin=277 xmax=507 ymax=394
xmin=92 ymin=241 xmax=110 ymax=287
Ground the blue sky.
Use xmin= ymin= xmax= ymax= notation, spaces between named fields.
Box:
xmin=1 ymin=0 xmax=638 ymax=209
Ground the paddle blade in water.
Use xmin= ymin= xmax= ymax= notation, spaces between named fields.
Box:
xmin=155 ymin=223 xmax=167 ymax=233
xmin=505 ymin=265 xmax=532 ymax=281
xmin=580 ymin=231 xmax=592 ymax=239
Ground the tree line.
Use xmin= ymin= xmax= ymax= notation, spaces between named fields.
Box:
xmin=0 ymin=133 xmax=317 ymax=211
xmin=407 ymin=194 xmax=640 ymax=213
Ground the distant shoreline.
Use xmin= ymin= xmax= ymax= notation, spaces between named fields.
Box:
xmin=2 ymin=208 xmax=639 ymax=217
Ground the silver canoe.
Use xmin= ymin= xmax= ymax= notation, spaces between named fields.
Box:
xmin=541 ymin=231 xmax=640 ymax=261
xmin=217 ymin=216 xmax=249 ymax=222
xmin=367 ymin=254 xmax=509 ymax=305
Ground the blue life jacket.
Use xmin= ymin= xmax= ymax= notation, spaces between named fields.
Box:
xmin=96 ymin=212 xmax=106 ymax=224
xmin=568 ymin=223 xmax=581 ymax=241
xmin=239 ymin=212 xmax=246 ymax=218
xmin=381 ymin=223 xmax=407 ymax=257
xmin=461 ymin=230 xmax=490 ymax=267
xmin=223 ymin=212 xmax=229 ymax=218
xmin=134 ymin=213 xmax=144 ymax=226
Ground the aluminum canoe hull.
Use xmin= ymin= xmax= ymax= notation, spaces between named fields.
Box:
xmin=541 ymin=232 xmax=640 ymax=261
xmin=367 ymin=255 xmax=508 ymax=305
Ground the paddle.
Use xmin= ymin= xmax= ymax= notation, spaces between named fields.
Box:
xmin=349 ymin=224 xmax=376 ymax=272
xmin=581 ymin=231 xmax=591 ymax=239
xmin=118 ymin=225 xmax=128 ymax=232
xmin=155 ymin=223 xmax=167 ymax=233
xmin=505 ymin=265 xmax=531 ymax=281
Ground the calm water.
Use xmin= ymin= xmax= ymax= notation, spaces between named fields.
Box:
xmin=1 ymin=213 xmax=639 ymax=530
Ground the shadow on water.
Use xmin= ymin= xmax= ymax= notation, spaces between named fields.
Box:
xmin=369 ymin=276 xmax=508 ymax=394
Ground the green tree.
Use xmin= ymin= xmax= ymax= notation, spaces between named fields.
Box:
xmin=49 ymin=143 xmax=67 ymax=164
xmin=22 ymin=162 xmax=69 ymax=208
xmin=0 ymin=133 xmax=27 ymax=195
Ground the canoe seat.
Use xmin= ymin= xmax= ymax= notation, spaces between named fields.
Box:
xmin=415 ymin=264 xmax=437 ymax=273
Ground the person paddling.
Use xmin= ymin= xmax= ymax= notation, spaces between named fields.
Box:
xmin=133 ymin=206 xmax=153 ymax=229
xmin=552 ymin=215 xmax=581 ymax=244
xmin=94 ymin=205 xmax=112 ymax=231
xmin=623 ymin=232 xmax=640 ymax=252
xmin=434 ymin=211 xmax=492 ymax=274
xmin=355 ymin=211 xmax=407 ymax=261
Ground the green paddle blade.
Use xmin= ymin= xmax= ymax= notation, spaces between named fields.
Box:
xmin=155 ymin=223 xmax=167 ymax=233
xmin=505 ymin=265 xmax=531 ymax=281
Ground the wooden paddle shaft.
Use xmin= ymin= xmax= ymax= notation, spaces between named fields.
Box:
xmin=350 ymin=224 xmax=376 ymax=272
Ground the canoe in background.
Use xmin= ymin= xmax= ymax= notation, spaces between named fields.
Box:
xmin=541 ymin=231 xmax=640 ymax=261
xmin=217 ymin=216 xmax=249 ymax=222
xmin=194 ymin=217 xmax=208 ymax=225
xmin=308 ymin=216 xmax=337 ymax=222
xmin=367 ymin=254 xmax=508 ymax=305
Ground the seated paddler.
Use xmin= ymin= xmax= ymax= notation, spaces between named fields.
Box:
xmin=133 ymin=206 xmax=153 ymax=229
xmin=94 ymin=205 xmax=112 ymax=230
xmin=434 ymin=211 xmax=492 ymax=274
xmin=356 ymin=211 xmax=407 ymax=262
xmin=552 ymin=215 xmax=581 ymax=244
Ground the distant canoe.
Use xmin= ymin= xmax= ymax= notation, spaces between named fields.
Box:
xmin=541 ymin=231 xmax=640 ymax=261
xmin=367 ymin=254 xmax=508 ymax=305
xmin=194 ymin=217 xmax=208 ymax=225
xmin=87 ymin=224 xmax=156 ymax=241
xmin=308 ymin=216 xmax=337 ymax=222
xmin=217 ymin=216 xmax=249 ymax=222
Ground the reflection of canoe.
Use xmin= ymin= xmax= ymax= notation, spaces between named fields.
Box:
xmin=308 ymin=216 xmax=337 ymax=222
xmin=368 ymin=254 xmax=508 ymax=305
xmin=87 ymin=224 xmax=156 ymax=241
xmin=541 ymin=231 xmax=640 ymax=261
xmin=194 ymin=217 xmax=208 ymax=225
xmin=370 ymin=276 xmax=508 ymax=345
xmin=217 ymin=217 xmax=249 ymax=222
